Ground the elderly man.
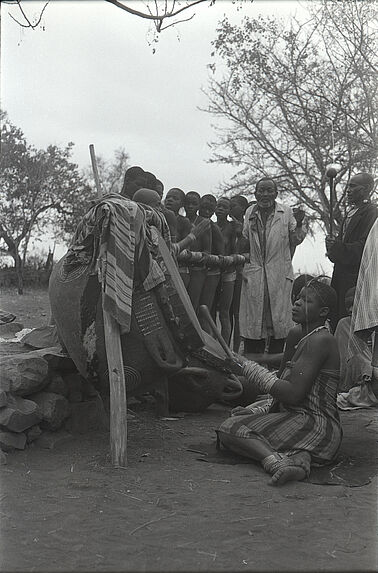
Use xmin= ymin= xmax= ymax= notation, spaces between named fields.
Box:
xmin=239 ymin=177 xmax=306 ymax=355
xmin=326 ymin=172 xmax=377 ymax=327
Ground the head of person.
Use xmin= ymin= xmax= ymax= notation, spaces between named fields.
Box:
xmin=165 ymin=187 xmax=185 ymax=214
xmin=155 ymin=179 xmax=164 ymax=198
xmin=292 ymin=279 xmax=337 ymax=326
xmin=344 ymin=286 xmax=356 ymax=316
xmin=291 ymin=274 xmax=314 ymax=305
xmin=230 ymin=195 xmax=248 ymax=220
xmin=199 ymin=194 xmax=217 ymax=219
xmin=184 ymin=191 xmax=201 ymax=218
xmin=346 ymin=173 xmax=375 ymax=206
xmin=133 ymin=188 xmax=161 ymax=209
xmin=144 ymin=171 xmax=158 ymax=193
xmin=121 ymin=166 xmax=146 ymax=199
xmin=255 ymin=177 xmax=278 ymax=210
xmin=215 ymin=197 xmax=231 ymax=219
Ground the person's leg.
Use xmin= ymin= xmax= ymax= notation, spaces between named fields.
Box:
xmin=243 ymin=338 xmax=265 ymax=354
xmin=268 ymin=338 xmax=285 ymax=354
xmin=199 ymin=274 xmax=220 ymax=331
xmin=218 ymin=431 xmax=274 ymax=461
xmin=179 ymin=269 xmax=190 ymax=289
xmin=270 ymin=451 xmax=311 ymax=485
xmin=187 ymin=269 xmax=207 ymax=312
xmin=231 ymin=273 xmax=242 ymax=352
xmin=218 ymin=279 xmax=235 ymax=345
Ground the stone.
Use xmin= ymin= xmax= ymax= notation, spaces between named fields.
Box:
xmin=0 ymin=322 xmax=24 ymax=338
xmin=20 ymin=325 xmax=60 ymax=349
xmin=0 ymin=353 xmax=49 ymax=396
xmin=25 ymin=424 xmax=42 ymax=443
xmin=0 ymin=390 xmax=8 ymax=407
xmin=45 ymin=374 xmax=68 ymax=397
xmin=0 ymin=395 xmax=41 ymax=432
xmin=35 ymin=430 xmax=74 ymax=450
xmin=0 ymin=430 xmax=26 ymax=451
xmin=33 ymin=347 xmax=76 ymax=373
xmin=30 ymin=392 xmax=70 ymax=431
xmin=0 ymin=450 xmax=7 ymax=464
xmin=63 ymin=373 xmax=83 ymax=403
xmin=65 ymin=395 xmax=108 ymax=434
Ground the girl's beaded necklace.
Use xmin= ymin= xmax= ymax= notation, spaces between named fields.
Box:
xmin=295 ymin=325 xmax=328 ymax=349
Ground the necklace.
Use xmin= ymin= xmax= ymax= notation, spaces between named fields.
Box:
xmin=295 ymin=325 xmax=328 ymax=349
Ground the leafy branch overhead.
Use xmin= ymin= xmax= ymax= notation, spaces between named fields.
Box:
xmin=204 ymin=0 xmax=377 ymax=233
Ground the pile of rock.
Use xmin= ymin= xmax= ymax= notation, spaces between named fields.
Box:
xmin=0 ymin=326 xmax=107 ymax=463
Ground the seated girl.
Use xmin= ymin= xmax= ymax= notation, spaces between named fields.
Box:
xmin=217 ymin=280 xmax=342 ymax=486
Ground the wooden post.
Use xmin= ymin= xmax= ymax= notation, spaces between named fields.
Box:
xmin=89 ymin=143 xmax=128 ymax=467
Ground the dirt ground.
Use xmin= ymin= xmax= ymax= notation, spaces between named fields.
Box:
xmin=1 ymin=288 xmax=377 ymax=572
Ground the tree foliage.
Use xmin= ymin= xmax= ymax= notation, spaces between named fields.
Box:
xmin=205 ymin=0 xmax=377 ymax=232
xmin=0 ymin=111 xmax=95 ymax=293
xmin=84 ymin=147 xmax=130 ymax=196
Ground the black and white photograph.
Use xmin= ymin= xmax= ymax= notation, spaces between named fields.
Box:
xmin=0 ymin=0 xmax=377 ymax=571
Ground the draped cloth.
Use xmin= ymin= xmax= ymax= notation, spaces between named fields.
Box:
xmin=64 ymin=194 xmax=165 ymax=333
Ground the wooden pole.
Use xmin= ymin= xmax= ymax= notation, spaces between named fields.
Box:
xmin=89 ymin=144 xmax=103 ymax=198
xmin=89 ymin=143 xmax=128 ymax=467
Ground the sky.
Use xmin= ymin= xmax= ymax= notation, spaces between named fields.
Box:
xmin=1 ymin=0 xmax=333 ymax=275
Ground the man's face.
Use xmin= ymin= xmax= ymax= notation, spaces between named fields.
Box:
xmin=215 ymin=199 xmax=230 ymax=218
xmin=255 ymin=180 xmax=277 ymax=209
xmin=346 ymin=175 xmax=369 ymax=205
xmin=199 ymin=198 xmax=216 ymax=219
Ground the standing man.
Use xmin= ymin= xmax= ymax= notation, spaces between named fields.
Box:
xmin=326 ymin=172 xmax=377 ymax=328
xmin=240 ymin=177 xmax=306 ymax=355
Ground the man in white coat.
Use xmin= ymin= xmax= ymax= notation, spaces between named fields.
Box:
xmin=239 ymin=177 xmax=306 ymax=355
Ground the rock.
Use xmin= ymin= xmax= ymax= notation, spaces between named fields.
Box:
xmin=33 ymin=347 xmax=76 ymax=373
xmin=0 ymin=395 xmax=41 ymax=432
xmin=0 ymin=353 xmax=49 ymax=395
xmin=0 ymin=450 xmax=7 ymax=464
xmin=0 ymin=390 xmax=8 ymax=407
xmin=30 ymin=392 xmax=70 ymax=431
xmin=35 ymin=430 xmax=74 ymax=450
xmin=65 ymin=395 xmax=108 ymax=434
xmin=63 ymin=373 xmax=83 ymax=403
xmin=25 ymin=424 xmax=42 ymax=443
xmin=45 ymin=374 xmax=68 ymax=397
xmin=0 ymin=430 xmax=26 ymax=451
xmin=21 ymin=325 xmax=60 ymax=349
xmin=0 ymin=322 xmax=24 ymax=338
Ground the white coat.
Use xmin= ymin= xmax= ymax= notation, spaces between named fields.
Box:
xmin=239 ymin=202 xmax=306 ymax=340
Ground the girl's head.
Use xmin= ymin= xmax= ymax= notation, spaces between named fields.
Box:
xmin=184 ymin=191 xmax=200 ymax=217
xmin=292 ymin=280 xmax=337 ymax=325
xmin=215 ymin=197 xmax=231 ymax=219
xmin=165 ymin=188 xmax=185 ymax=214
xmin=291 ymin=274 xmax=314 ymax=304
xmin=230 ymin=195 xmax=248 ymax=219
xmin=133 ymin=188 xmax=161 ymax=209
xmin=345 ymin=287 xmax=356 ymax=316
xmin=199 ymin=194 xmax=217 ymax=218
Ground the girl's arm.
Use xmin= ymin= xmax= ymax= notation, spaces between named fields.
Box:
xmin=230 ymin=333 xmax=334 ymax=406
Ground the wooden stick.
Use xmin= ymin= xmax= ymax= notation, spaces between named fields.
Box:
xmin=89 ymin=144 xmax=103 ymax=198
xmin=199 ymin=305 xmax=234 ymax=360
xmin=89 ymin=144 xmax=128 ymax=467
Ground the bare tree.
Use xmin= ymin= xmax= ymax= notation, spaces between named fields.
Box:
xmin=3 ymin=0 xmax=216 ymax=34
xmin=204 ymin=0 xmax=377 ymax=233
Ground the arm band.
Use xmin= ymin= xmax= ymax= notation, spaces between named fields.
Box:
xmin=242 ymin=361 xmax=279 ymax=394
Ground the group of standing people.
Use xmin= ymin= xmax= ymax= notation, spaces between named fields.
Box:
xmin=119 ymin=165 xmax=377 ymax=486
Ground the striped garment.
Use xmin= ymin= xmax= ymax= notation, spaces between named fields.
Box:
xmin=66 ymin=194 xmax=165 ymax=332
xmin=351 ymin=219 xmax=378 ymax=337
xmin=218 ymin=366 xmax=342 ymax=465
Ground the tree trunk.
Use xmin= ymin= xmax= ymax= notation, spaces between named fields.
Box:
xmin=14 ymin=253 xmax=24 ymax=295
